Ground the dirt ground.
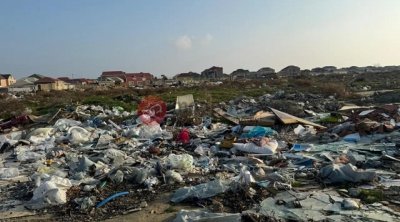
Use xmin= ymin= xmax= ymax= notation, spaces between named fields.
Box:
xmin=6 ymin=193 xmax=199 ymax=222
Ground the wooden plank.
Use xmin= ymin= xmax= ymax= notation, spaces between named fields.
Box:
xmin=270 ymin=107 xmax=326 ymax=129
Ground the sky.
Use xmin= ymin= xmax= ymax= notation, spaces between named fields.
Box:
xmin=1 ymin=0 xmax=400 ymax=79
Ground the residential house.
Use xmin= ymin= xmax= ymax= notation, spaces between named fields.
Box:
xmin=99 ymin=71 xmax=154 ymax=87
xmin=34 ymin=77 xmax=71 ymax=91
xmin=278 ymin=65 xmax=301 ymax=76
xmin=125 ymin=72 xmax=154 ymax=87
xmin=256 ymin=67 xmax=275 ymax=78
xmin=201 ymin=66 xmax=223 ymax=79
xmin=173 ymin=72 xmax=201 ymax=84
xmin=59 ymin=77 xmax=90 ymax=85
xmin=0 ymin=74 xmax=16 ymax=87
xmin=230 ymin=69 xmax=250 ymax=80
xmin=311 ymin=66 xmax=337 ymax=75
xmin=8 ymin=74 xmax=44 ymax=93
xmin=0 ymin=75 xmax=7 ymax=88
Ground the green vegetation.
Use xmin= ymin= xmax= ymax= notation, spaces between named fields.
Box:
xmin=359 ymin=189 xmax=384 ymax=204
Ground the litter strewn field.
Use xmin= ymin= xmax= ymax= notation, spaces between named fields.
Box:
xmin=1 ymin=86 xmax=400 ymax=221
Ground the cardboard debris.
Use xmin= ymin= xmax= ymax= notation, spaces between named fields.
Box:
xmin=239 ymin=111 xmax=276 ymax=126
xmin=269 ymin=107 xmax=327 ymax=129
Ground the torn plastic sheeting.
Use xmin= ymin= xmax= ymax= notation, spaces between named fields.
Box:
xmin=233 ymin=141 xmax=277 ymax=154
xmin=53 ymin=119 xmax=81 ymax=131
xmin=291 ymin=144 xmax=314 ymax=152
xmin=28 ymin=176 xmax=72 ymax=208
xmin=171 ymin=179 xmax=231 ymax=203
xmin=136 ymin=123 xmax=163 ymax=139
xmin=319 ymin=163 xmax=376 ymax=184
xmin=173 ymin=209 xmax=241 ymax=222
xmin=68 ymin=126 xmax=91 ymax=144
xmin=240 ymin=126 xmax=276 ymax=138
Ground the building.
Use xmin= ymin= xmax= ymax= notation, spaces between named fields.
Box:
xmin=125 ymin=73 xmax=154 ymax=87
xmin=58 ymin=77 xmax=90 ymax=85
xmin=34 ymin=77 xmax=72 ymax=91
xmin=230 ymin=69 xmax=250 ymax=80
xmin=256 ymin=67 xmax=275 ymax=77
xmin=0 ymin=75 xmax=7 ymax=88
xmin=201 ymin=66 xmax=223 ymax=79
xmin=8 ymin=74 xmax=44 ymax=93
xmin=0 ymin=74 xmax=16 ymax=87
xmin=278 ymin=65 xmax=301 ymax=76
xmin=99 ymin=71 xmax=154 ymax=86
xmin=173 ymin=72 xmax=201 ymax=84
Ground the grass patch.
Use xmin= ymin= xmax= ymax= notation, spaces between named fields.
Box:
xmin=359 ymin=189 xmax=384 ymax=204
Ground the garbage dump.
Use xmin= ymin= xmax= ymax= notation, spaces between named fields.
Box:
xmin=1 ymin=92 xmax=400 ymax=221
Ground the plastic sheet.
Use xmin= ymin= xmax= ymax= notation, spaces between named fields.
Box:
xmin=241 ymin=126 xmax=276 ymax=138
xmin=319 ymin=163 xmax=376 ymax=184
xmin=171 ymin=179 xmax=231 ymax=203
xmin=0 ymin=168 xmax=19 ymax=179
xmin=233 ymin=141 xmax=277 ymax=154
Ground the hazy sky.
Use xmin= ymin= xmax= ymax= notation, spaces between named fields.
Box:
xmin=1 ymin=0 xmax=400 ymax=78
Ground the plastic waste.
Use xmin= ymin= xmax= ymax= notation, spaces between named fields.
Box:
xmin=54 ymin=119 xmax=81 ymax=131
xmin=241 ymin=126 xmax=276 ymax=138
xmin=144 ymin=177 xmax=159 ymax=188
xmin=194 ymin=145 xmax=210 ymax=156
xmin=177 ymin=128 xmax=190 ymax=144
xmin=291 ymin=144 xmax=314 ymax=152
xmin=167 ymin=154 xmax=194 ymax=171
xmin=0 ymin=168 xmax=19 ymax=179
xmin=28 ymin=128 xmax=55 ymax=138
xmin=68 ymin=126 xmax=91 ymax=144
xmin=74 ymin=196 xmax=96 ymax=210
xmin=171 ymin=179 xmax=231 ymax=203
xmin=76 ymin=156 xmax=96 ymax=172
xmin=136 ymin=123 xmax=163 ymax=139
xmin=17 ymin=150 xmax=44 ymax=162
xmin=343 ymin=133 xmax=361 ymax=143
xmin=238 ymin=168 xmax=255 ymax=186
xmin=294 ymin=125 xmax=316 ymax=137
xmin=166 ymin=170 xmax=184 ymax=184
xmin=109 ymin=170 xmax=124 ymax=183
xmin=319 ymin=163 xmax=376 ymax=184
xmin=125 ymin=167 xmax=148 ymax=184
xmin=30 ymin=176 xmax=72 ymax=208
xmin=233 ymin=140 xmax=278 ymax=154
xmin=96 ymin=191 xmax=129 ymax=208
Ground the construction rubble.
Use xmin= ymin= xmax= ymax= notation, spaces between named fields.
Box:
xmin=1 ymin=93 xmax=400 ymax=221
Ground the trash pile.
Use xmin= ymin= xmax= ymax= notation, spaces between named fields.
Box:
xmin=1 ymin=94 xmax=400 ymax=221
